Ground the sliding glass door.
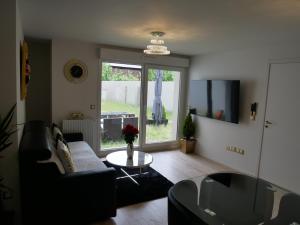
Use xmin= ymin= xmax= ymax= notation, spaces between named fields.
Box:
xmin=100 ymin=62 xmax=183 ymax=152
xmin=100 ymin=62 xmax=141 ymax=150
xmin=144 ymin=67 xmax=181 ymax=144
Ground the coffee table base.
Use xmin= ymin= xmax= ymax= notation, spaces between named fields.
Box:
xmin=116 ymin=167 xmax=149 ymax=185
xmin=106 ymin=150 xmax=153 ymax=185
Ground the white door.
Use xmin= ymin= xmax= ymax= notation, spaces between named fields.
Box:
xmin=259 ymin=62 xmax=300 ymax=194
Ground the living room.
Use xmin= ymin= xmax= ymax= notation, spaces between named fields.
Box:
xmin=1 ymin=0 xmax=300 ymax=225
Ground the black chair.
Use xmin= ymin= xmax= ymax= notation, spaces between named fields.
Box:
xmin=123 ymin=117 xmax=138 ymax=129
xmin=264 ymin=193 xmax=300 ymax=225
xmin=103 ymin=117 xmax=122 ymax=140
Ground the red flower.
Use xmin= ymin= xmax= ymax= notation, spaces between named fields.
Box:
xmin=122 ymin=124 xmax=139 ymax=144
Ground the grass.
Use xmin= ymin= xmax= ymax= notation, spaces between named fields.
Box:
xmin=101 ymin=101 xmax=172 ymax=119
xmin=101 ymin=100 xmax=174 ymax=149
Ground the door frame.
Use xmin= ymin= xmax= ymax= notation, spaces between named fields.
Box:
xmin=97 ymin=60 xmax=187 ymax=157
xmin=257 ymin=58 xmax=300 ymax=179
xmin=97 ymin=59 xmax=143 ymax=157
xmin=141 ymin=64 xmax=186 ymax=152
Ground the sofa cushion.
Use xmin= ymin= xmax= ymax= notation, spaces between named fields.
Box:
xmin=53 ymin=126 xmax=63 ymax=140
xmin=56 ymin=133 xmax=69 ymax=149
xmin=51 ymin=123 xmax=59 ymax=134
xmin=56 ymin=140 xmax=75 ymax=173
xmin=68 ymin=141 xmax=107 ymax=172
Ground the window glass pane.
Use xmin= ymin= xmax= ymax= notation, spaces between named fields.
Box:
xmin=145 ymin=69 xmax=181 ymax=143
xmin=100 ymin=62 xmax=141 ymax=150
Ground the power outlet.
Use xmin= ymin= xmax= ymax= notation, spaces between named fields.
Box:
xmin=226 ymin=146 xmax=245 ymax=155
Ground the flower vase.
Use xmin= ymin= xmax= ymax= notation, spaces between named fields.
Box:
xmin=127 ymin=143 xmax=134 ymax=159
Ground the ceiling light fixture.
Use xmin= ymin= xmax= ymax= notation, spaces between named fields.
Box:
xmin=144 ymin=31 xmax=170 ymax=55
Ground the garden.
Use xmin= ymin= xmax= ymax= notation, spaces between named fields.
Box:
xmin=101 ymin=100 xmax=173 ymax=149
xmin=100 ymin=63 xmax=177 ymax=150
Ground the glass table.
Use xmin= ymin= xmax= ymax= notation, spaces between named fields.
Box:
xmin=106 ymin=150 xmax=153 ymax=185
xmin=168 ymin=172 xmax=300 ymax=225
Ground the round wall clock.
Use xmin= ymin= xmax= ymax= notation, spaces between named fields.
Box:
xmin=64 ymin=59 xmax=88 ymax=83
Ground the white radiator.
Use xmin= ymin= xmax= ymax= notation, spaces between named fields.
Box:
xmin=62 ymin=119 xmax=97 ymax=151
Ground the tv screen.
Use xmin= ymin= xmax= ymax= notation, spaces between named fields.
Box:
xmin=188 ymin=80 xmax=240 ymax=123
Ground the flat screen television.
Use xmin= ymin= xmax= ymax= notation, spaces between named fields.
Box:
xmin=188 ymin=80 xmax=240 ymax=123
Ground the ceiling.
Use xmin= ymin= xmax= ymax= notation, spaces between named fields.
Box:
xmin=20 ymin=0 xmax=300 ymax=56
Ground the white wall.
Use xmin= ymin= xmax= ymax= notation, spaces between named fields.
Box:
xmin=51 ymin=40 xmax=189 ymax=153
xmin=52 ymin=39 xmax=188 ymax=125
xmin=0 ymin=0 xmax=24 ymax=222
xmin=190 ymin=44 xmax=300 ymax=176
xmin=52 ymin=39 xmax=99 ymax=124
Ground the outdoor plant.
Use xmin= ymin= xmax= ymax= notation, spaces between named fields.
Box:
xmin=182 ymin=113 xmax=195 ymax=140
xmin=162 ymin=105 xmax=167 ymax=120
xmin=102 ymin=63 xmax=140 ymax=81
xmin=122 ymin=124 xmax=139 ymax=144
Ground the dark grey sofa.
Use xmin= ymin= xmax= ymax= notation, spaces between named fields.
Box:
xmin=19 ymin=120 xmax=116 ymax=225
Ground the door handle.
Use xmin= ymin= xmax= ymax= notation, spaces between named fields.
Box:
xmin=265 ymin=120 xmax=272 ymax=128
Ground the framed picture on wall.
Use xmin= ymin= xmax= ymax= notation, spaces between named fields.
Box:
xmin=20 ymin=40 xmax=31 ymax=100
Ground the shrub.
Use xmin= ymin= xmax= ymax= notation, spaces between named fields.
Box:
xmin=162 ymin=105 xmax=167 ymax=120
xmin=182 ymin=113 xmax=195 ymax=140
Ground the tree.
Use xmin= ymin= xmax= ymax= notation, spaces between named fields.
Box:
xmin=102 ymin=63 xmax=112 ymax=81
xmin=102 ymin=63 xmax=140 ymax=81
xmin=102 ymin=64 xmax=175 ymax=81
xmin=148 ymin=69 xmax=174 ymax=81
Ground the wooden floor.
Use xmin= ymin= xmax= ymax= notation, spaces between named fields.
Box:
xmin=91 ymin=150 xmax=231 ymax=225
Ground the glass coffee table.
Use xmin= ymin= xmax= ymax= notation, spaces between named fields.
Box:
xmin=106 ymin=150 xmax=153 ymax=185
xmin=168 ymin=172 xmax=300 ymax=225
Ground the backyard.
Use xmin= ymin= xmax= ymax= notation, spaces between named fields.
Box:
xmin=100 ymin=63 xmax=179 ymax=150
xmin=101 ymin=100 xmax=173 ymax=149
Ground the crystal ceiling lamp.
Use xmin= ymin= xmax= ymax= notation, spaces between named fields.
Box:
xmin=144 ymin=31 xmax=170 ymax=55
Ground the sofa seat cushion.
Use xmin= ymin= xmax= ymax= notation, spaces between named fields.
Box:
xmin=68 ymin=141 xmax=107 ymax=172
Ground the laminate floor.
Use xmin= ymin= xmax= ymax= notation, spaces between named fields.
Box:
xmin=91 ymin=150 xmax=231 ymax=225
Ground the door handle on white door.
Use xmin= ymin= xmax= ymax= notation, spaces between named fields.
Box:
xmin=265 ymin=120 xmax=272 ymax=128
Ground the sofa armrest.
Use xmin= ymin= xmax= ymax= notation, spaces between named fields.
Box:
xmin=63 ymin=132 xmax=83 ymax=142
xmin=62 ymin=167 xmax=116 ymax=180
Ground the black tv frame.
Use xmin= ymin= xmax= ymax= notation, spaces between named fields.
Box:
xmin=188 ymin=80 xmax=240 ymax=124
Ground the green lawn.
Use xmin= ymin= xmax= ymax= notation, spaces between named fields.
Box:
xmin=101 ymin=101 xmax=172 ymax=119
xmin=101 ymin=100 xmax=174 ymax=149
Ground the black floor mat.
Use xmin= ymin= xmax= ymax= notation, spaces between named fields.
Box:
xmin=103 ymin=161 xmax=174 ymax=207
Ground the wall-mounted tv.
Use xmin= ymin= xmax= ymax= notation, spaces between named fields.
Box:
xmin=188 ymin=80 xmax=240 ymax=123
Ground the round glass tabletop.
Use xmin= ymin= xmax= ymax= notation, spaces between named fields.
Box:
xmin=106 ymin=150 xmax=153 ymax=168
